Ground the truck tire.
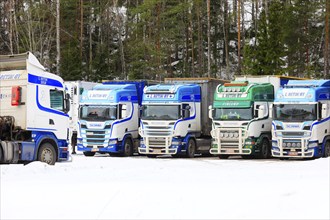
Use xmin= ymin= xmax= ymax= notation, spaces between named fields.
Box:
xmin=38 ymin=142 xmax=56 ymax=165
xmin=122 ymin=138 xmax=133 ymax=157
xmin=0 ymin=147 xmax=3 ymax=163
xmin=83 ymin=151 xmax=95 ymax=157
xmin=186 ymin=139 xmax=196 ymax=158
xmin=324 ymin=141 xmax=330 ymax=157
xmin=258 ymin=138 xmax=270 ymax=159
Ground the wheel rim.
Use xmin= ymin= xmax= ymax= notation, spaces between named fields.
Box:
xmin=41 ymin=148 xmax=53 ymax=164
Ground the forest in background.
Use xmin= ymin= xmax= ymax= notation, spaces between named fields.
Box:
xmin=0 ymin=0 xmax=329 ymax=82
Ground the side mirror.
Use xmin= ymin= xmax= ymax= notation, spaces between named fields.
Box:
xmin=119 ymin=104 xmax=127 ymax=119
xmin=321 ymin=103 xmax=328 ymax=119
xmin=183 ymin=109 xmax=190 ymax=119
xmin=139 ymin=105 xmax=145 ymax=118
xmin=269 ymin=104 xmax=273 ymax=119
xmin=181 ymin=104 xmax=191 ymax=119
xmin=258 ymin=105 xmax=265 ymax=119
xmin=208 ymin=105 xmax=213 ymax=119
xmin=64 ymin=93 xmax=71 ymax=113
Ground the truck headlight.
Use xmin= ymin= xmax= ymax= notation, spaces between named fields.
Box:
xmin=172 ymin=141 xmax=182 ymax=145
xmin=109 ymin=139 xmax=118 ymax=145
xmin=308 ymin=142 xmax=318 ymax=149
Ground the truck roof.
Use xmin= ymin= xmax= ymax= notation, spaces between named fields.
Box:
xmin=286 ymin=80 xmax=330 ymax=87
xmin=143 ymin=84 xmax=201 ymax=103
xmin=213 ymin=81 xmax=274 ymax=107
xmin=80 ymin=83 xmax=140 ymax=105
xmin=0 ymin=52 xmax=45 ymax=71
xmin=275 ymin=79 xmax=330 ymax=102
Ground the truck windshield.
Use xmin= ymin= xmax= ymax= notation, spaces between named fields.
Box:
xmin=80 ymin=105 xmax=117 ymax=121
xmin=273 ymin=104 xmax=317 ymax=122
xmin=141 ymin=105 xmax=180 ymax=120
xmin=213 ymin=107 xmax=253 ymax=120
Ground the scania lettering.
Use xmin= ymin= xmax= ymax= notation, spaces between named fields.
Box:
xmin=0 ymin=52 xmax=70 ymax=165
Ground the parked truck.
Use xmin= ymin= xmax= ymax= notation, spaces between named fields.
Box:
xmin=0 ymin=52 xmax=70 ymax=165
xmin=209 ymin=81 xmax=274 ymax=159
xmin=138 ymin=78 xmax=227 ymax=158
xmin=65 ymin=81 xmax=99 ymax=153
xmin=77 ymin=81 xmax=145 ymax=156
xmin=271 ymin=80 xmax=330 ymax=158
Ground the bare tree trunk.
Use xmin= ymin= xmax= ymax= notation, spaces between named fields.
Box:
xmin=13 ymin=0 xmax=19 ymax=53
xmin=189 ymin=0 xmax=195 ymax=77
xmin=89 ymin=7 xmax=93 ymax=81
xmin=56 ymin=0 xmax=60 ymax=75
xmin=207 ymin=0 xmax=211 ymax=78
xmin=9 ymin=0 xmax=14 ymax=54
xmin=223 ymin=0 xmax=230 ymax=79
xmin=325 ymin=0 xmax=329 ymax=78
xmin=241 ymin=0 xmax=245 ymax=73
xmin=197 ymin=2 xmax=202 ymax=76
xmin=80 ymin=0 xmax=84 ymax=59
xmin=113 ymin=0 xmax=127 ymax=79
xmin=255 ymin=0 xmax=258 ymax=47
xmin=156 ymin=2 xmax=161 ymax=80
xmin=237 ymin=0 xmax=241 ymax=75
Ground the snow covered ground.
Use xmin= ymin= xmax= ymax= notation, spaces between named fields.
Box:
xmin=1 ymin=153 xmax=329 ymax=219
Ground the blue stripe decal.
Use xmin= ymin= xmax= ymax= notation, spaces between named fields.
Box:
xmin=28 ymin=73 xmax=63 ymax=88
xmin=181 ymin=95 xmax=201 ymax=102
xmin=119 ymin=96 xmax=138 ymax=102
xmin=110 ymin=102 xmax=135 ymax=137
xmin=311 ymin=116 xmax=330 ymax=129
xmin=36 ymin=86 xmax=69 ymax=117
xmin=27 ymin=127 xmax=57 ymax=131
xmin=174 ymin=102 xmax=197 ymax=129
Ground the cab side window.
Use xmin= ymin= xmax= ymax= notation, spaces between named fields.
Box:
xmin=50 ymin=89 xmax=64 ymax=111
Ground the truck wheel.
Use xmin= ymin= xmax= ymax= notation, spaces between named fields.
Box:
xmin=38 ymin=143 xmax=56 ymax=165
xmin=0 ymin=147 xmax=3 ymax=163
xmin=186 ymin=139 xmax=196 ymax=158
xmin=83 ymin=151 xmax=95 ymax=157
xmin=258 ymin=139 xmax=270 ymax=159
xmin=122 ymin=138 xmax=133 ymax=157
xmin=324 ymin=141 xmax=330 ymax=157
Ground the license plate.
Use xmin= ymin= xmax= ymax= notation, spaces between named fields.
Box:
xmin=91 ymin=148 xmax=99 ymax=152
xmin=288 ymin=151 xmax=298 ymax=156
xmin=225 ymin=149 xmax=235 ymax=154
xmin=153 ymin=149 xmax=161 ymax=154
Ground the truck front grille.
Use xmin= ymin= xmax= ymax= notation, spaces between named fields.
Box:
xmin=82 ymin=129 xmax=107 ymax=147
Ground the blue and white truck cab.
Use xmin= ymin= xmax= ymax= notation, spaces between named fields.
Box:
xmin=138 ymin=78 xmax=224 ymax=158
xmin=77 ymin=81 xmax=145 ymax=156
xmin=271 ymin=80 xmax=330 ymax=158
xmin=0 ymin=52 xmax=70 ymax=165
